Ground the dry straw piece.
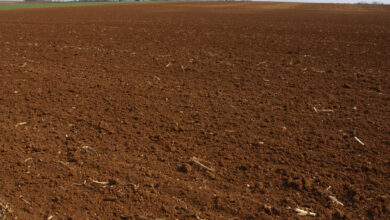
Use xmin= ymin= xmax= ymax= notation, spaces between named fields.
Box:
xmin=329 ymin=195 xmax=344 ymax=206
xmin=190 ymin=157 xmax=215 ymax=172
xmin=0 ymin=198 xmax=11 ymax=220
xmin=294 ymin=207 xmax=316 ymax=216
xmin=354 ymin=137 xmax=365 ymax=146
xmin=15 ymin=122 xmax=27 ymax=127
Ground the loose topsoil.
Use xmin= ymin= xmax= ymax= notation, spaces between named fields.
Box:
xmin=0 ymin=2 xmax=389 ymax=219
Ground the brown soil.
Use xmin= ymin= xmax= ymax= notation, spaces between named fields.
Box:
xmin=0 ymin=2 xmax=389 ymax=219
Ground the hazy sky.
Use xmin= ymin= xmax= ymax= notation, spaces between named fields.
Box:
xmin=0 ymin=0 xmax=389 ymax=4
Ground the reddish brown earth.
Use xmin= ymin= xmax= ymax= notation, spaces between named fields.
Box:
xmin=0 ymin=2 xmax=389 ymax=219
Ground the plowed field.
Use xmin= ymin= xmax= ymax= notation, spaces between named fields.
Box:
xmin=0 ymin=2 xmax=389 ymax=219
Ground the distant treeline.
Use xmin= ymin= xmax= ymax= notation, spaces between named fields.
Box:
xmin=23 ymin=0 xmax=237 ymax=2
xmin=357 ymin=1 xmax=384 ymax=4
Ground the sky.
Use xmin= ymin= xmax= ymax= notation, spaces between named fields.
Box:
xmin=0 ymin=0 xmax=389 ymax=4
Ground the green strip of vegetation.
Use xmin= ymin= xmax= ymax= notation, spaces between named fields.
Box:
xmin=0 ymin=2 xmax=122 ymax=10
